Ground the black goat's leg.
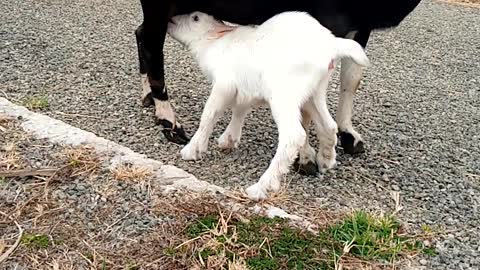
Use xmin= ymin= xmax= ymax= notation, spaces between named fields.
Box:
xmin=337 ymin=29 xmax=371 ymax=154
xmin=137 ymin=0 xmax=189 ymax=144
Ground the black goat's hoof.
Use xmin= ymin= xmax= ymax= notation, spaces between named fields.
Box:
xmin=142 ymin=92 xmax=154 ymax=107
xmin=293 ymin=157 xmax=319 ymax=176
xmin=156 ymin=119 xmax=190 ymax=145
xmin=339 ymin=132 xmax=365 ymax=155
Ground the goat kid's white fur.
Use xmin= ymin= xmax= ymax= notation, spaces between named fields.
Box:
xmin=167 ymin=11 xmax=370 ymax=201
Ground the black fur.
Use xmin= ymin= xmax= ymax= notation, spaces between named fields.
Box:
xmin=293 ymin=157 xmax=319 ymax=176
xmin=339 ymin=131 xmax=365 ymax=154
xmin=142 ymin=92 xmax=154 ymax=107
xmin=156 ymin=119 xmax=189 ymax=145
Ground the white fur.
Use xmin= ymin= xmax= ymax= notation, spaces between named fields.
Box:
xmin=337 ymin=57 xmax=364 ymax=145
xmin=140 ymin=73 xmax=151 ymax=99
xmin=335 ymin=30 xmax=364 ymax=147
xmin=141 ymin=74 xmax=177 ymax=126
xmin=154 ymin=96 xmax=177 ymax=126
xmin=168 ymin=11 xmax=370 ymax=200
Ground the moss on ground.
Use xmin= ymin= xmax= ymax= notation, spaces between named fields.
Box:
xmin=21 ymin=233 xmax=50 ymax=249
xmin=22 ymin=96 xmax=49 ymax=110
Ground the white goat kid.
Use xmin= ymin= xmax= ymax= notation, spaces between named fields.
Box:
xmin=167 ymin=11 xmax=370 ymax=200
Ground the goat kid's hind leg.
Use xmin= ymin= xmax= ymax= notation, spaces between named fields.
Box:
xmin=181 ymin=84 xmax=234 ymax=161
xmin=311 ymin=81 xmax=338 ymax=172
xmin=337 ymin=30 xmax=370 ymax=154
xmin=246 ymin=102 xmax=305 ymax=201
xmin=337 ymin=57 xmax=364 ymax=154
xmin=292 ymin=109 xmax=318 ymax=176
xmin=217 ymin=105 xmax=251 ymax=150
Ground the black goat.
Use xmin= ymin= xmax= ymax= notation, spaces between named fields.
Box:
xmin=135 ymin=0 xmax=422 ymax=173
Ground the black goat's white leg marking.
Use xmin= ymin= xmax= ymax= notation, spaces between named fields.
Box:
xmin=154 ymin=95 xmax=176 ymax=126
xmin=337 ymin=57 xmax=364 ymax=154
xmin=153 ymin=90 xmax=189 ymax=145
xmin=140 ymin=74 xmax=154 ymax=107
xmin=293 ymin=108 xmax=318 ymax=176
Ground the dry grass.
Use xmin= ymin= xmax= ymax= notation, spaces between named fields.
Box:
xmin=61 ymin=145 xmax=100 ymax=177
xmin=110 ymin=163 xmax=153 ymax=183
xmin=1 ymin=121 xmax=23 ymax=171
xmin=0 ymin=114 xmax=14 ymax=124
xmin=0 ymin=149 xmax=21 ymax=171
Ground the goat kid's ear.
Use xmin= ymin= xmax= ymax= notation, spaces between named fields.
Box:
xmin=208 ymin=25 xmax=236 ymax=40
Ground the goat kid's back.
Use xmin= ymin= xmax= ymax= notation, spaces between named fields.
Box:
xmin=251 ymin=12 xmax=370 ymax=73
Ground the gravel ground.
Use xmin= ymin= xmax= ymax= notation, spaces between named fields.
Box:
xmin=1 ymin=0 xmax=479 ymax=268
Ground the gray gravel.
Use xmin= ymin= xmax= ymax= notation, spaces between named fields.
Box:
xmin=1 ymin=0 xmax=479 ymax=268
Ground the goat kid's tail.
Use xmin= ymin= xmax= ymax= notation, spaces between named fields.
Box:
xmin=334 ymin=38 xmax=370 ymax=67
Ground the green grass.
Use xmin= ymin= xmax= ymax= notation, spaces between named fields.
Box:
xmin=231 ymin=216 xmax=327 ymax=269
xmin=329 ymin=210 xmax=429 ymax=262
xmin=23 ymin=96 xmax=49 ymax=110
xmin=21 ymin=233 xmax=50 ymax=249
xmin=125 ymin=261 xmax=140 ymax=270
xmin=0 ymin=176 xmax=6 ymax=186
xmin=166 ymin=210 xmax=436 ymax=269
xmin=185 ymin=214 xmax=218 ymax=238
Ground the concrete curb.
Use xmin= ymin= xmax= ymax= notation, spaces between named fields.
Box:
xmin=0 ymin=97 xmax=224 ymax=194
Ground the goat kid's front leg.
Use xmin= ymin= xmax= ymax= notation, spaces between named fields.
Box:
xmin=181 ymin=84 xmax=234 ymax=161
xmin=246 ymin=103 xmax=305 ymax=201
xmin=217 ymin=105 xmax=251 ymax=150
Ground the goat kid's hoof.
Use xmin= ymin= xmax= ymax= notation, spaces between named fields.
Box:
xmin=180 ymin=143 xmax=205 ymax=161
xmin=316 ymin=156 xmax=337 ymax=174
xmin=339 ymin=132 xmax=365 ymax=155
xmin=293 ymin=157 xmax=318 ymax=176
xmin=245 ymin=183 xmax=268 ymax=201
xmin=156 ymin=119 xmax=189 ymax=145
xmin=217 ymin=134 xmax=240 ymax=150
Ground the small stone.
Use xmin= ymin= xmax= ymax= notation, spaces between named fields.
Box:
xmin=446 ymin=218 xmax=455 ymax=226
xmin=420 ymin=259 xmax=428 ymax=265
